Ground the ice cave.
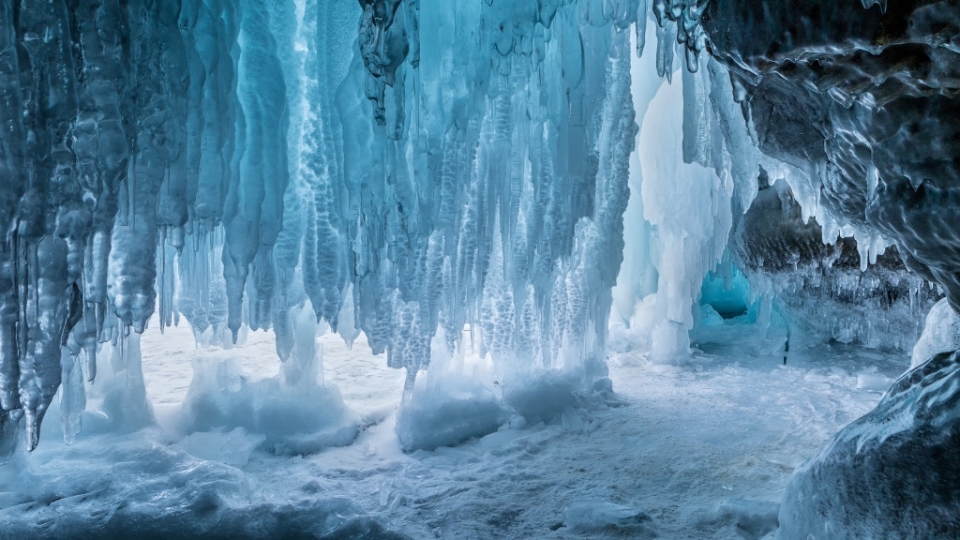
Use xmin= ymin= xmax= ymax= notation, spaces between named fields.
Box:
xmin=0 ymin=0 xmax=958 ymax=538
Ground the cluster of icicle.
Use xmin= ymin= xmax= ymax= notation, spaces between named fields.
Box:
xmin=0 ymin=0 xmax=714 ymax=451
xmin=0 ymin=0 xmax=290 ymax=451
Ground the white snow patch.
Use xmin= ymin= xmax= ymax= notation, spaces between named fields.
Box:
xmin=912 ymin=298 xmax=960 ymax=369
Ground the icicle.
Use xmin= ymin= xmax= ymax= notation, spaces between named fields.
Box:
xmin=21 ymin=238 xmax=71 ymax=451
xmin=60 ymin=348 xmax=85 ymax=444
xmin=656 ymin=21 xmax=676 ymax=80
xmin=0 ymin=0 xmax=25 ymax=434
xmin=0 ymin=255 xmax=19 ymax=422
xmin=636 ymin=0 xmax=648 ymax=57
xmin=222 ymin=0 xmax=290 ymax=340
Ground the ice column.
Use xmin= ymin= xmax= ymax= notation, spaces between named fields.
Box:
xmin=617 ymin=42 xmax=762 ymax=364
xmin=0 ymin=1 xmax=26 ymax=439
xmin=640 ymin=64 xmax=731 ymax=363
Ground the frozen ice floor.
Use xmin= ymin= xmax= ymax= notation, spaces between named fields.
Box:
xmin=0 ymin=320 xmax=904 ymax=539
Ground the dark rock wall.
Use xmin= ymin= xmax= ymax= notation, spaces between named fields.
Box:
xmin=703 ymin=1 xmax=960 ymax=311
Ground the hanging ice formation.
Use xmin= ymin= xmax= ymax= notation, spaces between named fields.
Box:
xmin=0 ymin=0 xmax=722 ymax=451
xmin=5 ymin=0 xmax=919 ymax=454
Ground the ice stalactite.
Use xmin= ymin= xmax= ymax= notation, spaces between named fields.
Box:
xmin=341 ymin=0 xmax=660 ymax=397
xmin=728 ymin=178 xmax=942 ymax=353
xmin=10 ymin=0 xmax=84 ymax=451
xmin=0 ymin=0 xmax=261 ymax=452
xmin=612 ymin=22 xmax=775 ymax=364
xmin=69 ymin=0 xmax=130 ymax=379
xmin=222 ymin=1 xmax=289 ymax=339
xmin=652 ymin=0 xmax=708 ymax=77
xmin=629 ymin=56 xmax=735 ymax=364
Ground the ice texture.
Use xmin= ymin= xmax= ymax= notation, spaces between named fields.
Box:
xmin=702 ymin=1 xmax=960 ymax=313
xmin=699 ymin=4 xmax=960 ymax=537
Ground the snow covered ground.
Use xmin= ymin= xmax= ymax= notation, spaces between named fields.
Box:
xmin=0 ymin=318 xmax=905 ymax=539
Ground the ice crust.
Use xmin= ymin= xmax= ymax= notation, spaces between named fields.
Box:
xmin=562 ymin=500 xmax=657 ymax=537
xmin=2 ymin=318 xmax=896 ymax=539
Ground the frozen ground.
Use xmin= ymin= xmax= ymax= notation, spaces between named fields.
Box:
xmin=0 ymin=318 xmax=905 ymax=539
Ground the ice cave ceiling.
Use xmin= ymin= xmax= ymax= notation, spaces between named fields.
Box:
xmin=0 ymin=0 xmax=959 ymax=538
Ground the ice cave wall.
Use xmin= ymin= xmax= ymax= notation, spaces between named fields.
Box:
xmin=2 ymin=0 xmax=960 ymax=534
xmin=2 ymin=0 xmax=709 ymax=452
